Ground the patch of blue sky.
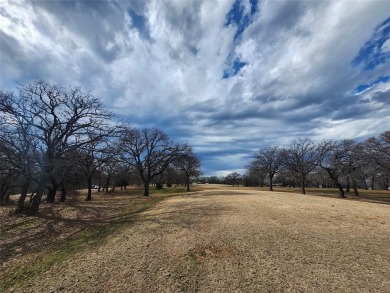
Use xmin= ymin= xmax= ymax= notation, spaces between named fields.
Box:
xmin=223 ymin=0 xmax=258 ymax=79
xmin=127 ymin=8 xmax=150 ymax=39
xmin=223 ymin=59 xmax=248 ymax=78
xmin=352 ymin=16 xmax=390 ymax=71
xmin=225 ymin=0 xmax=259 ymax=42
xmin=353 ymin=75 xmax=390 ymax=94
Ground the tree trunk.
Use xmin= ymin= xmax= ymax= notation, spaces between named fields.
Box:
xmin=60 ymin=185 xmax=67 ymax=202
xmin=269 ymin=174 xmax=273 ymax=191
xmin=335 ymin=181 xmax=345 ymax=198
xmin=384 ymin=176 xmax=389 ymax=191
xmin=144 ymin=181 xmax=150 ymax=196
xmin=18 ymin=179 xmax=31 ymax=209
xmin=0 ymin=191 xmax=4 ymax=205
xmin=324 ymin=169 xmax=346 ymax=198
xmin=29 ymin=191 xmax=35 ymax=203
xmin=346 ymin=179 xmax=350 ymax=192
xmin=334 ymin=179 xmax=344 ymax=198
xmin=0 ymin=185 xmax=8 ymax=205
xmin=300 ymin=177 xmax=306 ymax=194
xmin=352 ymin=179 xmax=359 ymax=197
xmin=47 ymin=177 xmax=60 ymax=203
xmin=29 ymin=173 xmax=49 ymax=215
xmin=363 ymin=179 xmax=368 ymax=190
xmin=186 ymin=176 xmax=190 ymax=192
xmin=371 ymin=175 xmax=375 ymax=190
xmin=46 ymin=188 xmax=55 ymax=203
xmin=105 ymin=176 xmax=111 ymax=193
xmin=86 ymin=176 xmax=92 ymax=201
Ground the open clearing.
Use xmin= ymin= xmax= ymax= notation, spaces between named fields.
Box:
xmin=1 ymin=186 xmax=390 ymax=292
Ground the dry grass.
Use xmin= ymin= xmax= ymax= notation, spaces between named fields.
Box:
xmin=1 ymin=186 xmax=390 ymax=292
xmin=0 ymin=186 xmax=188 ymax=291
xmin=194 ymin=184 xmax=390 ymax=204
xmin=268 ymin=186 xmax=390 ymax=204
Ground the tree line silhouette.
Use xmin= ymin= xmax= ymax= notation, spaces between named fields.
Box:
xmin=206 ymin=134 xmax=389 ymax=197
xmin=0 ymin=80 xmax=201 ymax=214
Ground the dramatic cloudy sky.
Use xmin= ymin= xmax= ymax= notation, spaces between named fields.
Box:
xmin=1 ymin=0 xmax=389 ymax=176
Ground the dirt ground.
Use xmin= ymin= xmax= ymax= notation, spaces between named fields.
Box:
xmin=3 ymin=187 xmax=390 ymax=292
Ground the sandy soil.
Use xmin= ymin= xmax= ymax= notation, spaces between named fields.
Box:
xmin=7 ymin=188 xmax=390 ymax=292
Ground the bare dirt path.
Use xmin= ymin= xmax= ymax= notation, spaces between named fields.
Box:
xmin=10 ymin=189 xmax=390 ymax=292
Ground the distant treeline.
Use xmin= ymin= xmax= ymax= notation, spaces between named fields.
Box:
xmin=200 ymin=133 xmax=390 ymax=197
xmin=0 ymin=80 xmax=201 ymax=214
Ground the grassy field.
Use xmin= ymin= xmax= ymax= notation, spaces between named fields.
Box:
xmin=1 ymin=185 xmax=389 ymax=292
xmin=0 ymin=186 xmax=190 ymax=291
xmin=262 ymin=186 xmax=390 ymax=204
xmin=194 ymin=184 xmax=390 ymax=204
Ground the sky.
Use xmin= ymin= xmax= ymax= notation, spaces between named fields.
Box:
xmin=1 ymin=0 xmax=390 ymax=176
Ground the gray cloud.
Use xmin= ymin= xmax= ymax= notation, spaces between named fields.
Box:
xmin=371 ymin=89 xmax=390 ymax=104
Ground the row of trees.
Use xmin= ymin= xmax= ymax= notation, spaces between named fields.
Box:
xmin=244 ymin=133 xmax=389 ymax=197
xmin=198 ymin=172 xmax=242 ymax=186
xmin=0 ymin=80 xmax=201 ymax=214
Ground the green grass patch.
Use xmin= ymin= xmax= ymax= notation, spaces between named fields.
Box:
xmin=0 ymin=217 xmax=44 ymax=238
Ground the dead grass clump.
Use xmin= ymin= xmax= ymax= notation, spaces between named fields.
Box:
xmin=188 ymin=243 xmax=239 ymax=261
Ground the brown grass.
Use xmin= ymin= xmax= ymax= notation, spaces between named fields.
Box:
xmin=195 ymin=184 xmax=390 ymax=204
xmin=1 ymin=185 xmax=390 ymax=292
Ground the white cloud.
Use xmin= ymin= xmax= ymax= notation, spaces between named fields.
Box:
xmin=382 ymin=38 xmax=390 ymax=52
xmin=1 ymin=0 xmax=389 ymax=175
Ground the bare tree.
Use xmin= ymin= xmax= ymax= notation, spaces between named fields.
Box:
xmin=174 ymin=147 xmax=202 ymax=192
xmin=285 ymin=138 xmax=321 ymax=194
xmin=204 ymin=176 xmax=223 ymax=184
xmin=342 ymin=140 xmax=363 ymax=196
xmin=0 ymin=142 xmax=19 ymax=204
xmin=0 ymin=91 xmax=40 ymax=208
xmin=112 ymin=164 xmax=133 ymax=191
xmin=245 ymin=159 xmax=266 ymax=187
xmin=46 ymin=156 xmax=73 ymax=203
xmin=252 ymin=147 xmax=284 ymax=191
xmin=366 ymin=130 xmax=390 ymax=173
xmin=1 ymin=80 xmax=113 ymax=214
xmin=77 ymin=137 xmax=115 ymax=201
xmin=119 ymin=127 xmax=187 ymax=196
xmin=54 ymin=151 xmax=84 ymax=202
xmin=318 ymin=140 xmax=350 ymax=198
xmin=226 ymin=172 xmax=241 ymax=187
xmin=164 ymin=165 xmax=178 ymax=187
